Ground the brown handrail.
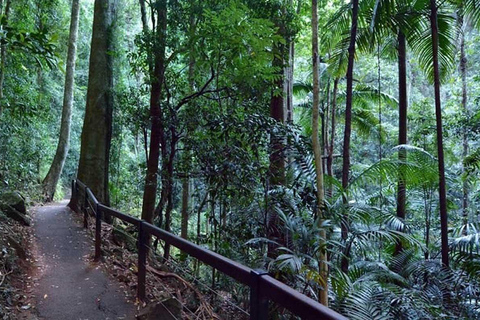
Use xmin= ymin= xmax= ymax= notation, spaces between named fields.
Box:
xmin=71 ymin=179 xmax=348 ymax=320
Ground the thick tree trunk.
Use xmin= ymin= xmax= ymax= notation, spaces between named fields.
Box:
xmin=141 ymin=0 xmax=167 ymax=225
xmin=430 ymin=0 xmax=449 ymax=268
xmin=77 ymin=0 xmax=116 ymax=206
xmin=42 ymin=0 xmax=80 ymax=201
xmin=340 ymin=0 xmax=359 ymax=274
xmin=395 ymin=31 xmax=408 ymax=255
xmin=312 ymin=0 xmax=328 ymax=306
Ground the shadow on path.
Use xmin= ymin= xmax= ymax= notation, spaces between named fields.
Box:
xmin=33 ymin=200 xmax=136 ymax=320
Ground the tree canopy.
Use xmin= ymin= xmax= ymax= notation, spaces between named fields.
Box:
xmin=2 ymin=0 xmax=480 ymax=318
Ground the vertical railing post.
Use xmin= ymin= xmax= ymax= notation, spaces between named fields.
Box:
xmin=83 ymin=188 xmax=89 ymax=228
xmin=94 ymin=203 xmax=102 ymax=261
xmin=137 ymin=221 xmax=147 ymax=301
xmin=250 ymin=269 xmax=269 ymax=320
xmin=71 ymin=180 xmax=76 ymax=211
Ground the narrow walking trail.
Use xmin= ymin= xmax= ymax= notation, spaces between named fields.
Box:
xmin=33 ymin=200 xmax=136 ymax=320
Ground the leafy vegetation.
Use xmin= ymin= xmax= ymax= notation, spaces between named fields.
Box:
xmin=1 ymin=0 xmax=480 ymax=318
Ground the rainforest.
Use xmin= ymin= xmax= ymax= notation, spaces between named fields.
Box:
xmin=0 ymin=0 xmax=480 ymax=319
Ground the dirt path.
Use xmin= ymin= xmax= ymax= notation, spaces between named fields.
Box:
xmin=32 ymin=200 xmax=136 ymax=320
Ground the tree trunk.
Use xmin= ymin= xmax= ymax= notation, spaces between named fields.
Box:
xmin=163 ymin=130 xmax=177 ymax=260
xmin=312 ymin=0 xmax=328 ymax=306
xmin=285 ymin=0 xmax=302 ymax=124
xmin=267 ymin=20 xmax=286 ymax=257
xmin=430 ymin=0 xmax=449 ymax=268
xmin=327 ymin=78 xmax=338 ymax=198
xmin=141 ymin=0 xmax=167 ymax=225
xmin=424 ymin=187 xmax=432 ymax=259
xmin=340 ymin=0 xmax=359 ymax=274
xmin=42 ymin=0 xmax=80 ymax=201
xmin=180 ymin=13 xmax=196 ymax=242
xmin=395 ymin=31 xmax=407 ymax=255
xmin=138 ymin=0 xmax=148 ymax=30
xmin=459 ymin=12 xmax=468 ymax=233
xmin=77 ymin=0 xmax=116 ymax=206
xmin=0 ymin=0 xmax=11 ymax=118
xmin=181 ymin=177 xmax=189 ymax=240
xmin=269 ymin=63 xmax=285 ymax=185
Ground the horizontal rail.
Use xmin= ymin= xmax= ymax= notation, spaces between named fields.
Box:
xmin=71 ymin=179 xmax=347 ymax=320
xmin=85 ymin=188 xmax=99 ymax=206
xmin=142 ymin=222 xmax=252 ymax=285
xmin=76 ymin=179 xmax=86 ymax=191
xmin=260 ymin=276 xmax=347 ymax=320
xmin=98 ymin=204 xmax=142 ymax=227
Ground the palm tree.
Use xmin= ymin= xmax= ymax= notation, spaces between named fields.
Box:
xmin=312 ymin=0 xmax=328 ymax=305
xmin=429 ymin=0 xmax=450 ymax=268
xmin=341 ymin=0 xmax=361 ymax=274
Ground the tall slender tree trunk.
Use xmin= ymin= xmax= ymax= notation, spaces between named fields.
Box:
xmin=267 ymin=20 xmax=287 ymax=257
xmin=0 ymin=0 xmax=11 ymax=118
xmin=181 ymin=12 xmax=196 ymax=242
xmin=77 ymin=0 xmax=116 ymax=206
xmin=141 ymin=0 xmax=167 ymax=225
xmin=327 ymin=78 xmax=338 ymax=198
xmin=163 ymin=132 xmax=177 ymax=259
xmin=138 ymin=0 xmax=148 ymax=30
xmin=285 ymin=0 xmax=302 ymax=124
xmin=42 ymin=0 xmax=80 ymax=201
xmin=340 ymin=0 xmax=359 ymax=274
xmin=312 ymin=0 xmax=328 ymax=306
xmin=395 ymin=31 xmax=408 ymax=255
xmin=430 ymin=0 xmax=449 ymax=268
xmin=181 ymin=178 xmax=189 ymax=240
xmin=459 ymin=12 xmax=468 ymax=232
xmin=269 ymin=62 xmax=285 ymax=185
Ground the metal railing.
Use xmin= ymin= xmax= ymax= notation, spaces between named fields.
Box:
xmin=70 ymin=179 xmax=347 ymax=320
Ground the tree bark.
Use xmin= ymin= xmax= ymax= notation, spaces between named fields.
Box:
xmin=430 ymin=0 xmax=449 ymax=268
xmin=141 ymin=0 xmax=167 ymax=225
xmin=340 ymin=0 xmax=359 ymax=274
xmin=77 ymin=0 xmax=116 ymax=206
xmin=312 ymin=0 xmax=328 ymax=307
xmin=42 ymin=0 xmax=80 ymax=201
xmin=395 ymin=31 xmax=407 ymax=255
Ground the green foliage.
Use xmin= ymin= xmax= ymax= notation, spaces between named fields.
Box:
xmin=4 ymin=0 xmax=480 ymax=318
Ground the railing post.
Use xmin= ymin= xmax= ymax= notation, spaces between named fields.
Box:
xmin=83 ymin=188 xmax=89 ymax=228
xmin=71 ymin=180 xmax=76 ymax=211
xmin=250 ymin=269 xmax=269 ymax=320
xmin=137 ymin=221 xmax=147 ymax=301
xmin=94 ymin=203 xmax=102 ymax=261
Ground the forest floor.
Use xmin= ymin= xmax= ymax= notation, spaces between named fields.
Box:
xmin=32 ymin=200 xmax=136 ymax=319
